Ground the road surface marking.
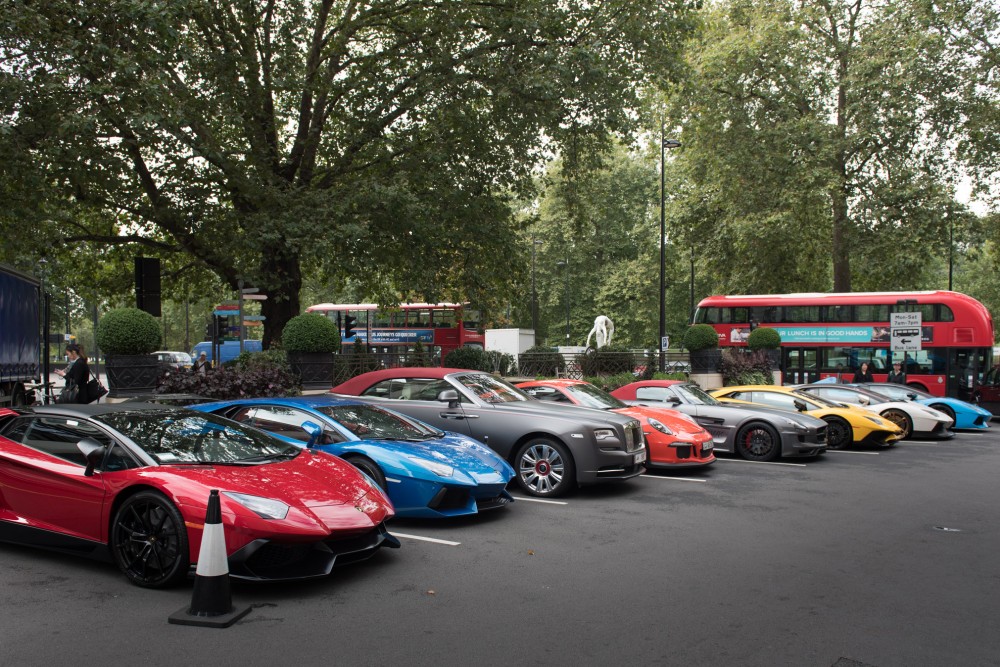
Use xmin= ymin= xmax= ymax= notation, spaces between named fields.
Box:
xmin=391 ymin=533 xmax=461 ymax=546
xmin=508 ymin=496 xmax=569 ymax=505
xmin=641 ymin=475 xmax=707 ymax=483
xmin=826 ymin=450 xmax=880 ymax=455
xmin=714 ymin=459 xmax=807 ymax=467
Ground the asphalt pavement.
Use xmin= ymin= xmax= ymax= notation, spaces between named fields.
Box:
xmin=1 ymin=429 xmax=998 ymax=666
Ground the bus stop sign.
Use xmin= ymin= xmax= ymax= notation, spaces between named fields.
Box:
xmin=891 ymin=313 xmax=922 ymax=352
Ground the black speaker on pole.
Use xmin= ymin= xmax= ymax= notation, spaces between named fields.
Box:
xmin=135 ymin=257 xmax=161 ymax=317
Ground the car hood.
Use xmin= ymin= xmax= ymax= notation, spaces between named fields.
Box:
xmin=349 ymin=432 xmax=514 ymax=477
xmin=155 ymin=449 xmax=383 ymax=509
xmin=612 ymin=406 xmax=707 ymax=435
xmin=710 ymin=402 xmax=828 ymax=428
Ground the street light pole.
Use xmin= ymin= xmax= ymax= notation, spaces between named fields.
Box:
xmin=659 ymin=127 xmax=682 ymax=371
xmin=531 ymin=238 xmax=543 ymax=345
xmin=557 ymin=259 xmax=570 ymax=343
xmin=948 ymin=214 xmax=954 ymax=291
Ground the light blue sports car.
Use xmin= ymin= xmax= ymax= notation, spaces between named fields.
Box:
xmin=852 ymin=383 xmax=992 ymax=430
xmin=190 ymin=396 xmax=515 ymax=518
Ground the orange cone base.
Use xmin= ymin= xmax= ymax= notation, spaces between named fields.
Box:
xmin=168 ymin=603 xmax=251 ymax=628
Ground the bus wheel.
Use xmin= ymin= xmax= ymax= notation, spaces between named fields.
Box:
xmin=881 ymin=409 xmax=912 ymax=439
xmin=823 ymin=417 xmax=852 ymax=450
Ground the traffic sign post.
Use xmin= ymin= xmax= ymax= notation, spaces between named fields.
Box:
xmin=890 ymin=313 xmax=922 ymax=353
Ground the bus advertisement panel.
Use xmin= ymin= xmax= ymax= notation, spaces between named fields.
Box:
xmin=694 ymin=291 xmax=995 ymax=399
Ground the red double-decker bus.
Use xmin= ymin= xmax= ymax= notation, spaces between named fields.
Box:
xmin=693 ymin=291 xmax=995 ymax=398
xmin=305 ymin=302 xmax=484 ymax=364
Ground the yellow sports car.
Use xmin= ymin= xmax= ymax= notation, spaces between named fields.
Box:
xmin=709 ymin=385 xmax=903 ymax=450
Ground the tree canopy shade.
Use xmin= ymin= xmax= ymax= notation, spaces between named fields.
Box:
xmin=664 ymin=0 xmax=991 ymax=294
xmin=0 ymin=0 xmax=693 ymax=344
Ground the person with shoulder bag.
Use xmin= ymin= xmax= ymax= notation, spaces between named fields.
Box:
xmin=55 ymin=343 xmax=90 ymax=404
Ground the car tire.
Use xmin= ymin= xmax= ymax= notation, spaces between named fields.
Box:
xmin=344 ymin=455 xmax=387 ymax=490
xmin=929 ymin=403 xmax=956 ymax=424
xmin=881 ymin=409 xmax=913 ymax=439
xmin=823 ymin=416 xmax=853 ymax=450
xmin=734 ymin=422 xmax=781 ymax=462
xmin=111 ymin=490 xmax=190 ymax=589
xmin=514 ymin=438 xmax=576 ymax=497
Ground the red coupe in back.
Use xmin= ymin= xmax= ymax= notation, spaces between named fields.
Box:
xmin=0 ymin=404 xmax=399 ymax=588
xmin=516 ymin=380 xmax=715 ymax=469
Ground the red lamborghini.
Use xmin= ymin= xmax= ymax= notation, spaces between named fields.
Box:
xmin=0 ymin=403 xmax=398 ymax=588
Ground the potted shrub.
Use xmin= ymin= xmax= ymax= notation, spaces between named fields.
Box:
xmin=683 ymin=324 xmax=721 ymax=372
xmin=282 ymin=313 xmax=341 ymax=389
xmin=747 ymin=326 xmax=782 ymax=381
xmin=97 ymin=307 xmax=163 ymax=396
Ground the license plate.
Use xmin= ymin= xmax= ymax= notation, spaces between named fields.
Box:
xmin=634 ymin=450 xmax=646 ymax=464
xmin=702 ymin=441 xmax=714 ymax=451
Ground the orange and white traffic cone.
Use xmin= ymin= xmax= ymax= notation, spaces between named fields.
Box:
xmin=169 ymin=490 xmax=251 ymax=628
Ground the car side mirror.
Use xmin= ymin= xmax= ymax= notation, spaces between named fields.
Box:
xmin=438 ymin=389 xmax=460 ymax=408
xmin=301 ymin=421 xmax=322 ymax=448
xmin=668 ymin=396 xmax=681 ymax=405
xmin=907 ymin=393 xmax=918 ymax=400
xmin=859 ymin=396 xmax=870 ymax=405
xmin=76 ymin=437 xmax=106 ymax=477
xmin=792 ymin=399 xmax=808 ymax=412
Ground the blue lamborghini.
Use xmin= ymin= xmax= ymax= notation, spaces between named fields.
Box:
xmin=852 ymin=382 xmax=992 ymax=430
xmin=190 ymin=396 xmax=515 ymax=518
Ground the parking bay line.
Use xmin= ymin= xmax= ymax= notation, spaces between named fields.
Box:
xmin=508 ymin=496 xmax=569 ymax=505
xmin=825 ymin=450 xmax=880 ymax=455
xmin=641 ymin=474 xmax=707 ymax=483
xmin=391 ymin=533 xmax=462 ymax=546
xmin=714 ymin=459 xmax=808 ymax=467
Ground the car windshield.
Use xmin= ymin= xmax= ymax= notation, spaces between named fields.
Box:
xmin=96 ymin=410 xmax=299 ymax=464
xmin=456 ymin=373 xmax=530 ymax=403
xmin=563 ymin=383 xmax=627 ymax=410
xmin=676 ymin=384 xmax=722 ymax=406
xmin=318 ymin=404 xmax=441 ymax=440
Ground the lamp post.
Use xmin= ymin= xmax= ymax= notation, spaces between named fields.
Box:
xmin=531 ymin=238 xmax=543 ymax=345
xmin=948 ymin=214 xmax=953 ymax=291
xmin=659 ymin=127 xmax=682 ymax=371
xmin=556 ymin=259 xmax=570 ymax=343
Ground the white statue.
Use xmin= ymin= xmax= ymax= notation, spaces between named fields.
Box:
xmin=586 ymin=315 xmax=615 ymax=349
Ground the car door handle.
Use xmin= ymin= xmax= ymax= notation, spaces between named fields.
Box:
xmin=439 ymin=412 xmax=479 ymax=419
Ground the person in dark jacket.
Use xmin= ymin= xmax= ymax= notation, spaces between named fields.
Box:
xmin=852 ymin=361 xmax=875 ymax=384
xmin=55 ymin=343 xmax=90 ymax=404
xmin=887 ymin=361 xmax=906 ymax=384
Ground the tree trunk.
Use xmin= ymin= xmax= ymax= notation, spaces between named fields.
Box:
xmin=259 ymin=250 xmax=302 ymax=349
xmin=831 ymin=50 xmax=852 ymax=293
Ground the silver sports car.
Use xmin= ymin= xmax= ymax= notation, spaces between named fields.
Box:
xmin=610 ymin=381 xmax=828 ymax=462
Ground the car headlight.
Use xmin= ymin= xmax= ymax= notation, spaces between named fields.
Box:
xmin=222 ymin=492 xmax=289 ymax=520
xmin=594 ymin=428 xmax=616 ymax=441
xmin=865 ymin=416 xmax=886 ymax=426
xmin=407 ymin=456 xmax=454 ymax=477
xmin=647 ymin=418 xmax=674 ymax=435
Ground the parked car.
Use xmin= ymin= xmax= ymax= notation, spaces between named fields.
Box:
xmin=191 ymin=396 xmax=516 ymax=519
xmin=154 ymin=350 xmax=193 ymax=371
xmin=0 ymin=403 xmax=398 ymax=587
xmin=794 ymin=383 xmax=953 ymax=439
xmin=516 ymin=379 xmax=715 ymax=470
xmin=122 ymin=394 xmax=215 ymax=407
xmin=710 ymin=385 xmax=904 ymax=449
xmin=331 ymin=368 xmax=646 ymax=497
xmin=609 ymin=380 xmax=828 ymax=462
xmin=852 ymin=382 xmax=992 ymax=430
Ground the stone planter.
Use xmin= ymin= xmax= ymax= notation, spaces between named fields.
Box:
xmin=689 ymin=348 xmax=722 ymax=373
xmin=288 ymin=351 xmax=338 ymax=390
xmin=106 ymin=354 xmax=161 ymax=397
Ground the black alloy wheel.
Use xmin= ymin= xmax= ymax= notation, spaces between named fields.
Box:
xmin=514 ymin=437 xmax=576 ymax=497
xmin=823 ymin=416 xmax=853 ymax=450
xmin=111 ymin=491 xmax=190 ymax=588
xmin=344 ymin=455 xmax=387 ymax=490
xmin=734 ymin=422 xmax=781 ymax=462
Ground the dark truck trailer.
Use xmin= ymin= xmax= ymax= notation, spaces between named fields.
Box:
xmin=0 ymin=264 xmax=40 ymax=406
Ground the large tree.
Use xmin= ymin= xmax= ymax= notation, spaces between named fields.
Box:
xmin=0 ymin=0 xmax=691 ymax=344
xmin=664 ymin=0 xmax=985 ymax=294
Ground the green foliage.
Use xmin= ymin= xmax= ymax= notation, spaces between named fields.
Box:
xmin=281 ymin=313 xmax=340 ymax=353
xmin=444 ymin=347 xmax=493 ymax=372
xmin=227 ymin=349 xmax=290 ymax=372
xmin=683 ymin=324 xmax=719 ymax=351
xmin=720 ymin=349 xmax=774 ymax=386
xmin=157 ymin=358 xmax=300 ymax=399
xmin=96 ymin=308 xmax=162 ymax=355
xmin=583 ymin=373 xmax=641 ymax=393
xmin=576 ymin=346 xmax=635 ymax=376
xmin=747 ymin=327 xmax=781 ymax=350
xmin=519 ymin=346 xmax=567 ymax=377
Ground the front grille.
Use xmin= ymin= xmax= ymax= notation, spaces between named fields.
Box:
xmin=428 ymin=487 xmax=471 ymax=511
xmin=476 ymin=495 xmax=512 ymax=511
xmin=624 ymin=421 xmax=643 ymax=452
